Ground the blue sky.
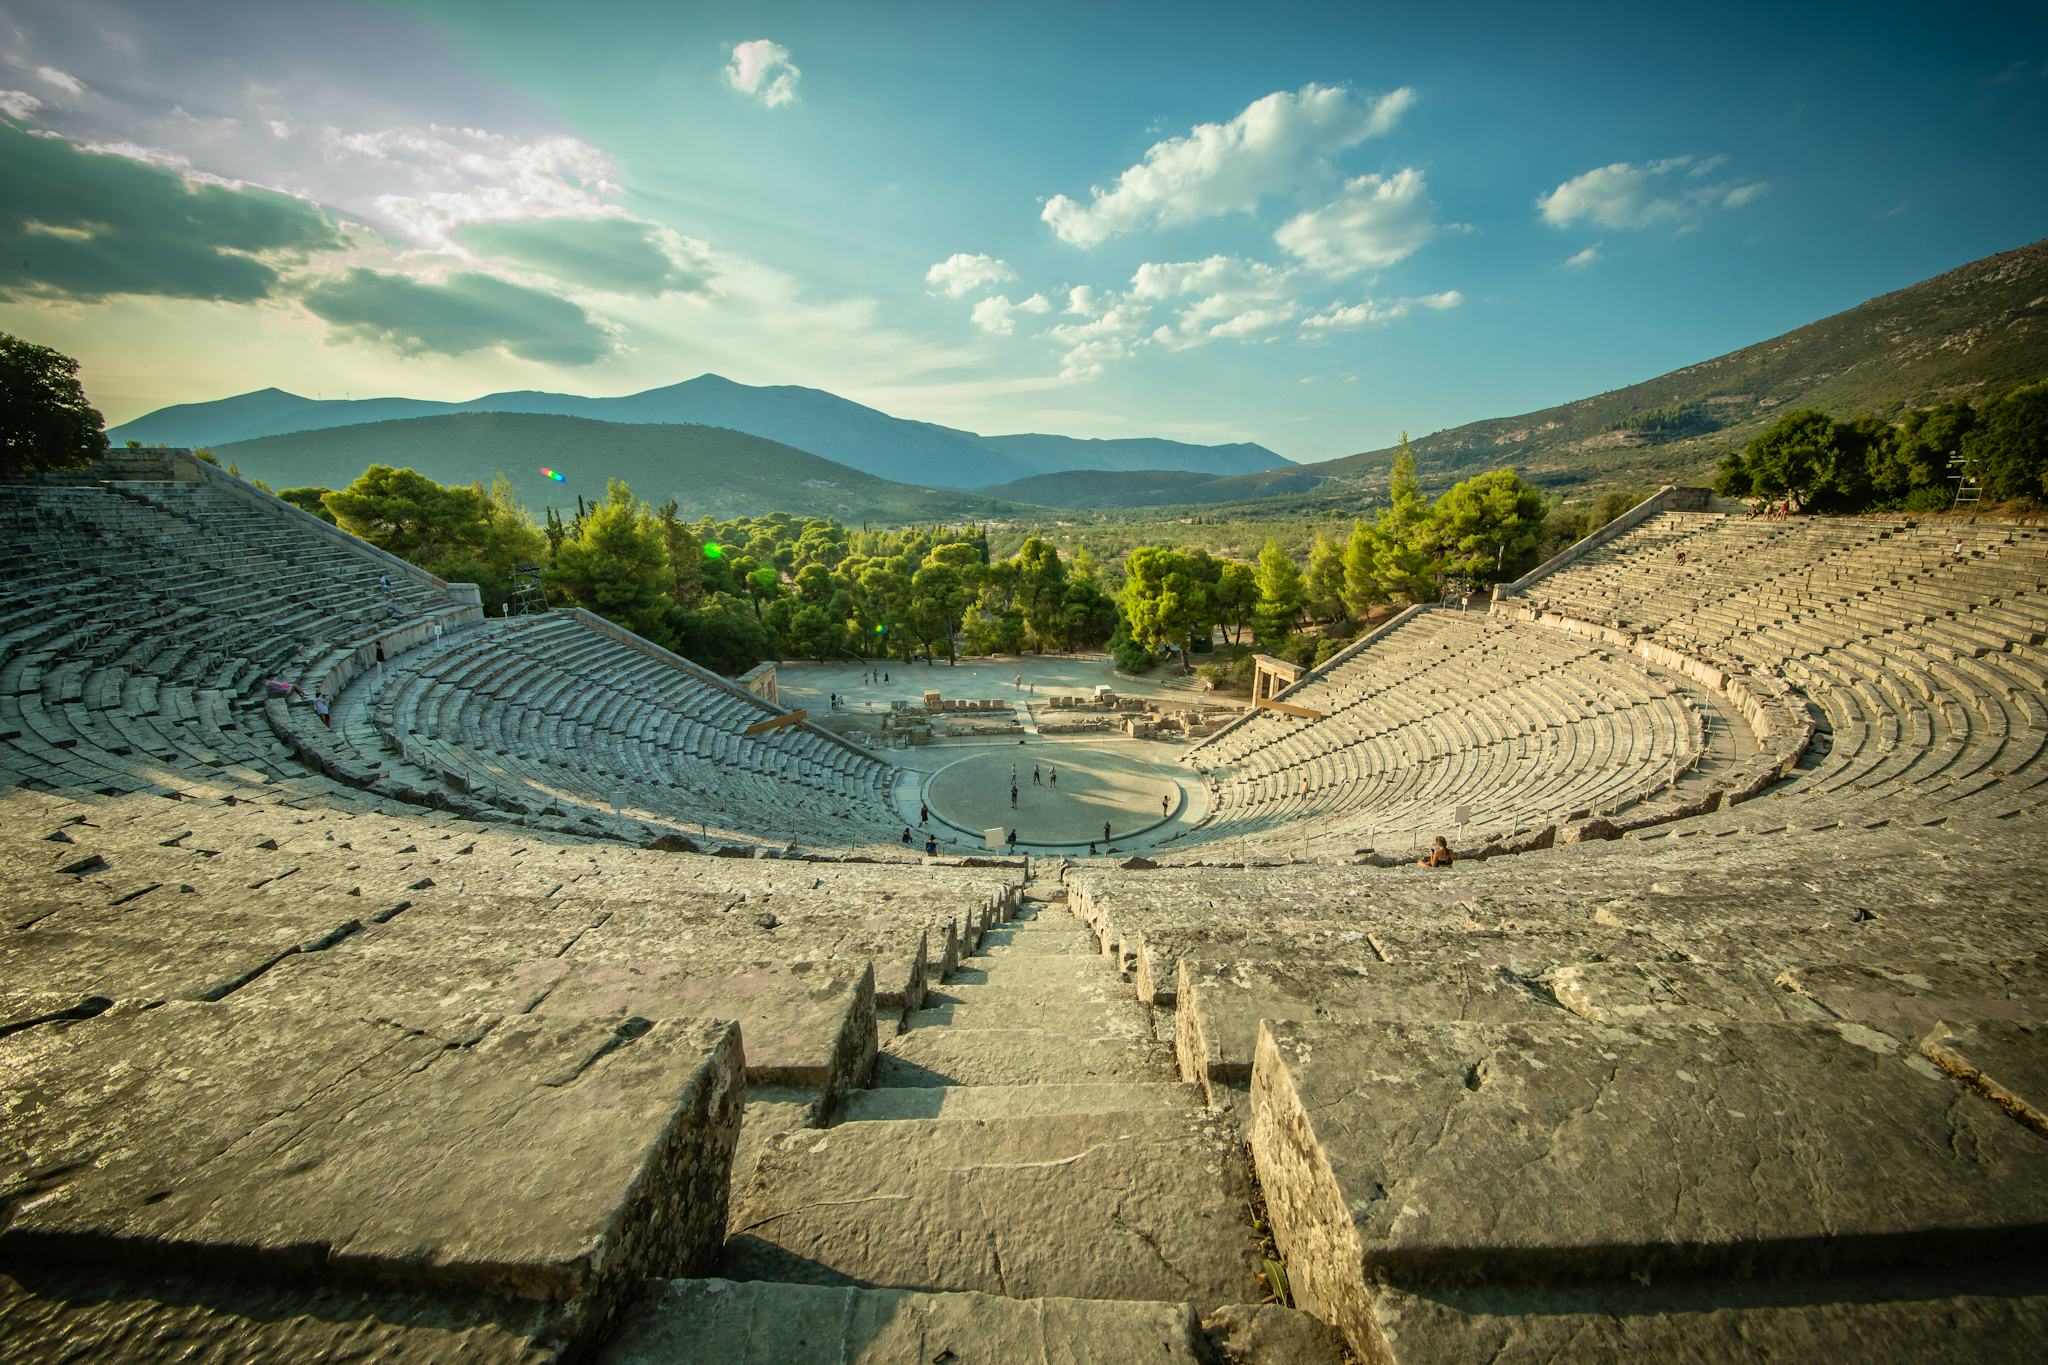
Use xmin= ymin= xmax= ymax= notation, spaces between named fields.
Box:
xmin=2 ymin=0 xmax=2044 ymax=462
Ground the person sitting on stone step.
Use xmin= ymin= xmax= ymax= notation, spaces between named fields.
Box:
xmin=1418 ymin=835 xmax=1454 ymax=868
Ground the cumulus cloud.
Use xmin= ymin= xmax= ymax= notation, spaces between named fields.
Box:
xmin=457 ymin=215 xmax=712 ymax=297
xmin=0 ymin=121 xmax=343 ymax=304
xmin=0 ymin=90 xmax=42 ymax=121
xmin=725 ymin=39 xmax=800 ymax=107
xmin=36 ymin=66 xmax=84 ymax=98
xmin=1041 ymin=83 xmax=1414 ymax=247
xmin=1538 ymin=156 xmax=1769 ymax=230
xmin=1302 ymin=290 xmax=1461 ymax=333
xmin=322 ymin=125 xmax=621 ymax=248
xmin=1560 ymin=244 xmax=1601 ymax=270
xmin=1064 ymin=284 xmax=1108 ymax=316
xmin=1129 ymin=254 xmax=1297 ymax=302
xmin=969 ymin=291 xmax=1051 ymax=335
xmin=1273 ymin=168 xmax=1438 ymax=274
xmin=300 ymin=267 xmax=613 ymax=365
xmin=1048 ymin=299 xmax=1152 ymax=379
xmin=924 ymin=251 xmax=1016 ymax=298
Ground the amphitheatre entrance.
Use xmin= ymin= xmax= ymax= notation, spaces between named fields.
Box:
xmin=924 ymin=746 xmax=1184 ymax=847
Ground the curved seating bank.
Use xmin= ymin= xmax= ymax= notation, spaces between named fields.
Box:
xmin=3 ymin=461 xmax=2045 ymax=1363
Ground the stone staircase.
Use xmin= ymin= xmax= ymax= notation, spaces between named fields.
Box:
xmin=604 ymin=872 xmax=1347 ymax=1362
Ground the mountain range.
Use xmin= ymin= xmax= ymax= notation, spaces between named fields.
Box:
xmin=108 ymin=373 xmax=1289 ymax=490
xmin=113 ymin=237 xmax=2046 ymax=517
xmin=212 ymin=414 xmax=1025 ymax=524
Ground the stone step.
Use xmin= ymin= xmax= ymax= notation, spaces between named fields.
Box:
xmin=836 ymin=1082 xmax=1200 ymax=1123
xmin=879 ymin=1027 xmax=1172 ymax=1086
xmin=942 ymin=956 xmax=1123 ymax=994
xmin=904 ymin=993 xmax=1153 ymax=1037
xmin=602 ymin=1278 xmax=1208 ymax=1364
xmin=926 ymin=971 xmax=1141 ymax=1013
xmin=721 ymin=1109 xmax=1257 ymax=1308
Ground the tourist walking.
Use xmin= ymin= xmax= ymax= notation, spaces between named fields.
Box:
xmin=1048 ymin=765 xmax=1057 ymax=788
xmin=312 ymin=692 xmax=330 ymax=727
xmin=919 ymin=802 xmax=929 ymax=826
xmin=1007 ymin=828 xmax=1017 ymax=852
xmin=1033 ymin=764 xmax=1041 ymax=786
xmin=1103 ymin=820 xmax=1112 ymax=844
xmin=1010 ymin=783 xmax=1018 ymax=809
xmin=374 ymin=641 xmax=386 ymax=677
xmin=1162 ymin=794 xmax=1170 ymax=817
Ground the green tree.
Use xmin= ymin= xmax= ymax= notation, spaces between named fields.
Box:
xmin=277 ymin=486 xmax=338 ymax=524
xmin=1120 ymin=546 xmax=1214 ymax=671
xmin=0 ymin=334 xmax=107 ymax=479
xmin=1213 ymin=560 xmax=1258 ymax=645
xmin=1252 ymin=538 xmax=1305 ymax=647
xmin=547 ymin=479 xmax=676 ymax=641
xmin=327 ymin=465 xmax=489 ymax=567
xmin=673 ymin=591 xmax=772 ymax=672
xmin=1964 ymin=380 xmax=2048 ymax=503
xmin=1881 ymin=400 xmax=1974 ymax=508
xmin=908 ymin=561 xmax=966 ymax=662
xmin=1372 ymin=435 xmax=1438 ymax=602
xmin=1341 ymin=519 xmax=1386 ymax=616
xmin=1304 ymin=531 xmax=1347 ymax=625
xmin=1743 ymin=410 xmax=1844 ymax=511
xmin=1426 ymin=468 xmax=1548 ymax=586
xmin=1012 ymin=537 xmax=1067 ymax=649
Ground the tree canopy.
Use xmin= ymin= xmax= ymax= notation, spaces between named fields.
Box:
xmin=1 ymin=333 xmax=107 ymax=479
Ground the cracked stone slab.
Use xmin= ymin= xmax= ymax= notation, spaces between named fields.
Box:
xmin=723 ymin=1110 xmax=1257 ymax=1307
xmin=1922 ymin=1021 xmax=2048 ymax=1135
xmin=1543 ymin=960 xmax=1835 ymax=1025
xmin=1777 ymin=957 xmax=2048 ymax=1038
xmin=878 ymin=1027 xmax=1172 ymax=1087
xmin=0 ymin=1264 xmax=558 ymax=1364
xmin=235 ymin=945 xmax=876 ymax=1094
xmin=0 ymin=899 xmax=371 ymax=1030
xmin=1176 ymin=952 xmax=1560 ymax=1091
xmin=1 ymin=1003 xmax=743 ymax=1353
xmin=602 ymin=1277 xmax=1207 ymax=1364
xmin=1362 ymin=1260 xmax=2048 ymax=1364
xmin=1248 ymin=1018 xmax=2048 ymax=1345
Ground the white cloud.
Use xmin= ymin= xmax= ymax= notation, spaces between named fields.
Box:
xmin=320 ymin=125 xmax=623 ymax=248
xmin=1560 ymin=244 xmax=1601 ymax=270
xmin=35 ymin=66 xmax=83 ymax=98
xmin=267 ymin=119 xmax=291 ymax=140
xmin=1538 ymin=156 xmax=1769 ymax=230
xmin=1048 ymin=300 xmax=1152 ymax=379
xmin=1273 ymin=168 xmax=1438 ymax=275
xmin=1064 ymin=284 xmax=1108 ymax=316
xmin=0 ymin=89 xmax=41 ymax=121
xmin=969 ymin=291 xmax=1051 ymax=335
xmin=1302 ymin=290 xmax=1461 ymax=333
xmin=1129 ymin=254 xmax=1297 ymax=301
xmin=724 ymin=39 xmax=800 ymax=108
xmin=924 ymin=251 xmax=1016 ymax=298
xmin=1041 ymin=83 xmax=1414 ymax=247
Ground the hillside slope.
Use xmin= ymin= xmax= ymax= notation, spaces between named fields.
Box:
xmin=979 ymin=465 xmax=1333 ymax=509
xmin=111 ymin=373 xmax=1290 ymax=489
xmin=213 ymin=413 xmax=1027 ymax=523
xmin=1318 ymin=237 xmax=2048 ymax=490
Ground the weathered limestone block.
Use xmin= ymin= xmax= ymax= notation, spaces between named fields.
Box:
xmin=1176 ymin=953 xmax=1559 ymax=1092
xmin=1922 ymin=1020 xmax=2048 ymax=1135
xmin=603 ymin=1277 xmax=1207 ymax=1364
xmin=0 ymin=1265 xmax=557 ymax=1364
xmin=236 ymin=948 xmax=877 ymax=1096
xmin=1249 ymin=1018 xmax=2048 ymax=1352
xmin=1 ymin=1003 xmax=744 ymax=1354
xmin=1777 ymin=956 xmax=2048 ymax=1038
xmin=0 ymin=899 xmax=371 ymax=1026
xmin=1543 ymin=960 xmax=1835 ymax=1024
xmin=723 ymin=1109 xmax=1255 ymax=1308
xmin=1364 ymin=1261 xmax=2048 ymax=1364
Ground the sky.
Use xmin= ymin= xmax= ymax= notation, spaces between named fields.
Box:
xmin=2 ymin=0 xmax=2045 ymax=464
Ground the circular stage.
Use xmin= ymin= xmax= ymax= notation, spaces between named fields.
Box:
xmin=924 ymin=747 xmax=1184 ymax=848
